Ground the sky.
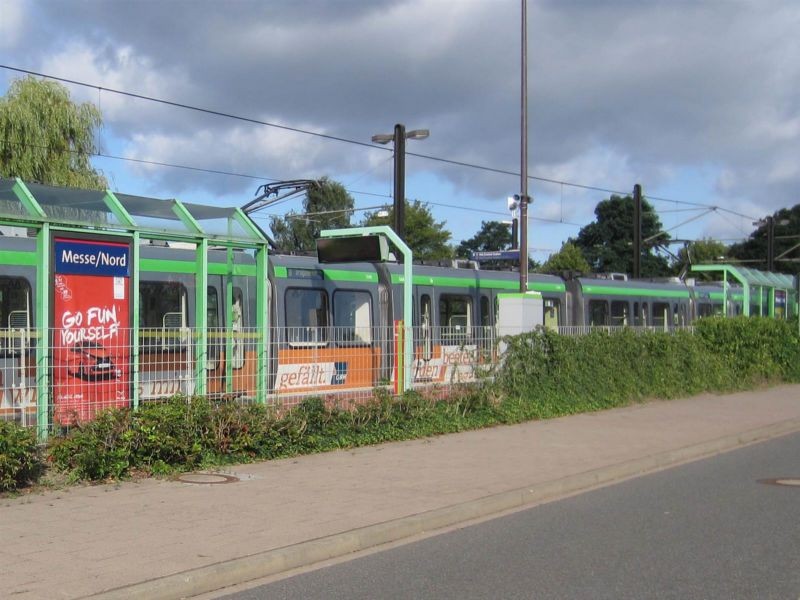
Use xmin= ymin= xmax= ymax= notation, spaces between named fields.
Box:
xmin=1 ymin=0 xmax=799 ymax=263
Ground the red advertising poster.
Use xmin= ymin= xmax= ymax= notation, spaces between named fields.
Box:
xmin=52 ymin=237 xmax=131 ymax=425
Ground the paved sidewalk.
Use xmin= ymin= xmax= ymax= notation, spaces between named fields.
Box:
xmin=2 ymin=385 xmax=800 ymax=600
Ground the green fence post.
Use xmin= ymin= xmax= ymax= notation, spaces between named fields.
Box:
xmin=36 ymin=224 xmax=50 ymax=441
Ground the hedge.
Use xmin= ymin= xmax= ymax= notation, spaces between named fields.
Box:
xmin=2 ymin=317 xmax=798 ymax=490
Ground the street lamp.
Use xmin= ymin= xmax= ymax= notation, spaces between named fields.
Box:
xmin=372 ymin=124 xmax=429 ymax=241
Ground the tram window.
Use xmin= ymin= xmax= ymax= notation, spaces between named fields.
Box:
xmin=544 ymin=299 xmax=560 ymax=330
xmin=0 ymin=277 xmax=31 ymax=330
xmin=0 ymin=277 xmax=31 ymax=355
xmin=652 ymin=302 xmax=669 ymax=328
xmin=206 ymin=287 xmax=220 ymax=369
xmin=231 ymin=287 xmax=245 ymax=369
xmin=285 ymin=288 xmax=328 ymax=346
xmin=333 ymin=290 xmax=372 ymax=344
xmin=139 ymin=282 xmax=188 ymax=351
xmin=140 ymin=282 xmax=187 ymax=328
xmin=440 ymin=294 xmax=472 ymax=344
xmin=207 ymin=287 xmax=220 ymax=327
xmin=588 ymin=300 xmax=608 ymax=326
xmin=610 ymin=301 xmax=628 ymax=326
xmin=421 ymin=294 xmax=432 ymax=360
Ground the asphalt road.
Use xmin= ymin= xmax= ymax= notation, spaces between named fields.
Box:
xmin=219 ymin=431 xmax=800 ymax=600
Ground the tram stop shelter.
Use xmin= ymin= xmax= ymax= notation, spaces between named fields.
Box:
xmin=0 ymin=177 xmax=269 ymax=439
xmin=691 ymin=263 xmax=798 ymax=318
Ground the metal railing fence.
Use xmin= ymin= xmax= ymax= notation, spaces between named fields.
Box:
xmin=1 ymin=323 xmax=696 ymax=430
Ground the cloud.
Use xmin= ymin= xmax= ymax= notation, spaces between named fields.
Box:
xmin=1 ymin=0 xmax=799 ymax=248
xmin=0 ymin=0 xmax=26 ymax=49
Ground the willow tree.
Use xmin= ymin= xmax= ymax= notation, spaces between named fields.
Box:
xmin=0 ymin=76 xmax=106 ymax=189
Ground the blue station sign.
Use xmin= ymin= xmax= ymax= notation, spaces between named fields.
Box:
xmin=470 ymin=250 xmax=521 ymax=261
xmin=54 ymin=238 xmax=131 ymax=277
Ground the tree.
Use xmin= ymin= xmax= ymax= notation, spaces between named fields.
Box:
xmin=361 ymin=199 xmax=453 ymax=261
xmin=270 ymin=177 xmax=355 ymax=253
xmin=0 ymin=76 xmax=106 ymax=189
xmin=538 ymin=242 xmax=591 ymax=275
xmin=456 ymin=221 xmax=513 ymax=270
xmin=456 ymin=221 xmax=513 ymax=256
xmin=572 ymin=194 xmax=671 ymax=277
xmin=674 ymin=238 xmax=729 ymax=279
xmin=728 ymin=205 xmax=800 ymax=275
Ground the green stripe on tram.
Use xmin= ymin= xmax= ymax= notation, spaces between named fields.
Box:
xmin=271 ymin=264 xmax=566 ymax=293
xmin=0 ymin=249 xmax=37 ymax=266
xmin=140 ymin=258 xmax=256 ymax=276
xmin=322 ymin=268 xmax=378 ymax=282
xmin=581 ymin=284 xmax=690 ymax=298
xmin=392 ymin=273 xmax=566 ymax=292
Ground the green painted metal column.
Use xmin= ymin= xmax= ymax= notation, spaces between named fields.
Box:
xmin=723 ymin=270 xmax=728 ymax=316
xmin=225 ymin=246 xmax=234 ymax=395
xmin=11 ymin=179 xmax=50 ymax=440
xmin=194 ymin=238 xmax=208 ymax=397
xmin=232 ymin=208 xmax=271 ymax=404
xmin=255 ymin=245 xmax=268 ymax=403
xmin=171 ymin=199 xmax=207 ymax=397
xmin=103 ymin=191 xmax=139 ymax=410
xmin=35 ymin=223 xmax=50 ymax=440
xmin=131 ymin=232 xmax=140 ymax=408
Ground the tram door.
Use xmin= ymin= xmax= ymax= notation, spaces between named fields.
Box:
xmin=375 ymin=265 xmax=394 ymax=384
xmin=412 ymin=285 xmax=435 ymax=385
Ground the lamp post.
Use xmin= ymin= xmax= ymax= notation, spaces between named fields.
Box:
xmin=372 ymin=124 xmax=429 ymax=241
xmin=518 ymin=0 xmax=531 ymax=293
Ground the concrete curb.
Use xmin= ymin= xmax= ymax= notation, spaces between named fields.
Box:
xmin=87 ymin=417 xmax=800 ymax=600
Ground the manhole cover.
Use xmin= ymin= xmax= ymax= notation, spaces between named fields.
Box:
xmin=758 ymin=478 xmax=800 ymax=487
xmin=178 ymin=473 xmax=239 ymax=485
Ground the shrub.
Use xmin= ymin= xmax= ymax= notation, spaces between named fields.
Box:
xmin=42 ymin=318 xmax=800 ymax=484
xmin=48 ymin=407 xmax=133 ymax=481
xmin=0 ymin=420 xmax=43 ymax=492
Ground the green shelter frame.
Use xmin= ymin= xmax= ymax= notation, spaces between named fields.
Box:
xmin=691 ymin=263 xmax=798 ymax=318
xmin=319 ymin=226 xmax=414 ymax=393
xmin=0 ymin=177 xmax=270 ymax=440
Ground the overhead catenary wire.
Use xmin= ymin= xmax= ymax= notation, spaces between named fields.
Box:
xmin=0 ymin=138 xmax=392 ymax=200
xmin=0 ymin=64 xmax=757 ymax=222
xmin=0 ymin=137 xmax=590 ymax=229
